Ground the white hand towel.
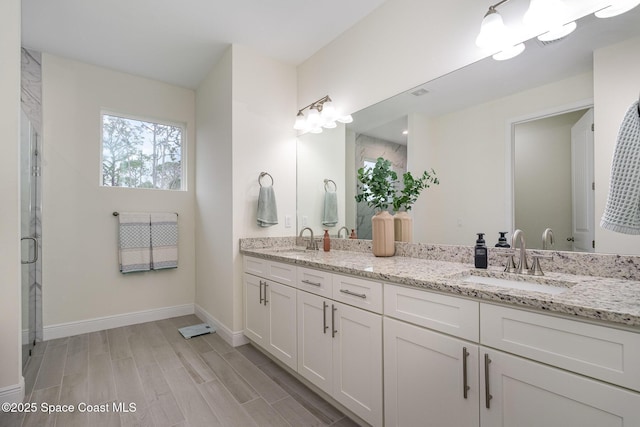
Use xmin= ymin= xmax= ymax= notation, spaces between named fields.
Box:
xmin=600 ymin=100 xmax=640 ymax=234
xmin=257 ymin=186 xmax=278 ymax=227
xmin=322 ymin=191 xmax=339 ymax=227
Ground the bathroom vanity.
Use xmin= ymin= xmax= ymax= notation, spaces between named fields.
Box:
xmin=240 ymin=239 xmax=640 ymax=427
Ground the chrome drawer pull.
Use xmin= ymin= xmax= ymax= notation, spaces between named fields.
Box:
xmin=462 ymin=347 xmax=470 ymax=399
xmin=259 ymin=280 xmax=264 ymax=304
xmin=340 ymin=289 xmax=367 ymax=299
xmin=301 ymin=279 xmax=322 ymax=287
xmin=331 ymin=304 xmax=337 ymax=338
xmin=484 ymin=353 xmax=493 ymax=409
xmin=323 ymin=301 xmax=328 ymax=334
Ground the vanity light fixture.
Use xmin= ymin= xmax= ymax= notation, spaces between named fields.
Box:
xmin=293 ymin=95 xmax=353 ymax=133
xmin=595 ymin=0 xmax=640 ymax=18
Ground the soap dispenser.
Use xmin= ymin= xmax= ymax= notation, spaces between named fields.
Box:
xmin=495 ymin=232 xmax=511 ymax=248
xmin=474 ymin=233 xmax=488 ymax=269
xmin=323 ymin=230 xmax=331 ymax=252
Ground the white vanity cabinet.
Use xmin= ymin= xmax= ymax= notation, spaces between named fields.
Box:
xmin=479 ymin=303 xmax=640 ymax=427
xmin=297 ymin=270 xmax=383 ymax=427
xmin=384 ymin=284 xmax=640 ymax=427
xmin=480 ymin=347 xmax=640 ymax=427
xmin=384 ymin=284 xmax=480 ymax=427
xmin=243 ymin=258 xmax=297 ymax=370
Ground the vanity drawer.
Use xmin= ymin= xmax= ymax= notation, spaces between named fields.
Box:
xmin=481 ymin=303 xmax=640 ymax=391
xmin=332 ymin=274 xmax=382 ymax=313
xmin=268 ymin=260 xmax=297 ymax=286
xmin=384 ymin=284 xmax=479 ymax=342
xmin=244 ymin=256 xmax=268 ymax=277
xmin=297 ymin=267 xmax=332 ymax=298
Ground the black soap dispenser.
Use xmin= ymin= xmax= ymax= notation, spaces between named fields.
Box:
xmin=475 ymin=233 xmax=488 ymax=269
xmin=495 ymin=232 xmax=511 ymax=248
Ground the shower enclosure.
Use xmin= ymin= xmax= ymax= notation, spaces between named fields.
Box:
xmin=21 ymin=48 xmax=43 ymax=369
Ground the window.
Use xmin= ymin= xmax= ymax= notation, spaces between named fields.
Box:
xmin=101 ymin=112 xmax=184 ymax=190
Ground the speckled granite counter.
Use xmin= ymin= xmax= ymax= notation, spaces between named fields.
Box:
xmin=240 ymin=240 xmax=640 ymax=329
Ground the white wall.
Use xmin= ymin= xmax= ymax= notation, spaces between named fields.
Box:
xmin=0 ymin=0 xmax=22 ymax=403
xmin=41 ymin=55 xmax=196 ymax=332
xmin=196 ymin=44 xmax=296 ymax=339
xmin=594 ymin=36 xmax=640 ymax=255
xmin=409 ymin=72 xmax=593 ymax=246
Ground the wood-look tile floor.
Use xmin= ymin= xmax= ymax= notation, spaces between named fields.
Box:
xmin=1 ymin=315 xmax=360 ymax=427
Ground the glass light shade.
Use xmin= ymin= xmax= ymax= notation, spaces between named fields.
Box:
xmin=320 ymin=100 xmax=336 ymax=120
xmin=492 ymin=43 xmax=526 ymax=61
xmin=537 ymin=21 xmax=576 ymax=41
xmin=524 ymin=0 xmax=573 ymax=36
xmin=336 ymin=114 xmax=353 ymax=124
xmin=475 ymin=9 xmax=507 ymax=49
xmin=293 ymin=113 xmax=306 ymax=130
xmin=322 ymin=121 xmax=337 ymax=129
xmin=306 ymin=107 xmax=320 ymax=127
xmin=595 ymin=0 xmax=640 ymax=17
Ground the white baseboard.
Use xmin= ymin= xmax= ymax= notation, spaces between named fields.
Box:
xmin=0 ymin=377 xmax=24 ymax=404
xmin=194 ymin=304 xmax=248 ymax=347
xmin=43 ymin=304 xmax=195 ymax=341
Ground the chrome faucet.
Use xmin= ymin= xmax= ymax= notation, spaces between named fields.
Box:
xmin=299 ymin=227 xmax=318 ymax=250
xmin=337 ymin=226 xmax=350 ymax=239
xmin=542 ymin=228 xmax=554 ymax=250
xmin=512 ymin=229 xmax=529 ymax=274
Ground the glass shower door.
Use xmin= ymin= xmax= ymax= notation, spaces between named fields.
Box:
xmin=20 ymin=109 xmax=41 ymax=367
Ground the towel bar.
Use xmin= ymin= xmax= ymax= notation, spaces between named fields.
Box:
xmin=113 ymin=211 xmax=178 ymax=216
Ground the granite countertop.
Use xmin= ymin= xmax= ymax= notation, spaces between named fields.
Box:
xmin=241 ymin=247 xmax=640 ymax=329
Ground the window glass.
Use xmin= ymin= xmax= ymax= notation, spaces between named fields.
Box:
xmin=101 ymin=113 xmax=184 ymax=190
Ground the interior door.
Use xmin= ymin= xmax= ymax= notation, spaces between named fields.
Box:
xmin=570 ymin=108 xmax=595 ymax=252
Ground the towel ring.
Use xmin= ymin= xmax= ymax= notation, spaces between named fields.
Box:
xmin=324 ymin=179 xmax=337 ymax=192
xmin=259 ymin=172 xmax=274 ymax=187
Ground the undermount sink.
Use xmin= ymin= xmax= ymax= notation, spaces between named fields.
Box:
xmin=459 ymin=271 xmax=576 ymax=295
xmin=270 ymin=247 xmax=314 ymax=255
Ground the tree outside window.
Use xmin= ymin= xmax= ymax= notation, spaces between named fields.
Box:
xmin=101 ymin=113 xmax=184 ymax=190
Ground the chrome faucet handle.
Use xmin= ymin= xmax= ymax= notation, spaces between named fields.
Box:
xmin=500 ymin=251 xmax=517 ymax=273
xmin=529 ymin=254 xmax=553 ymax=276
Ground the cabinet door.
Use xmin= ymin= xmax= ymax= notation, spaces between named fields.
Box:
xmin=244 ymin=273 xmax=267 ymax=346
xmin=266 ymin=281 xmax=297 ymax=370
xmin=481 ymin=347 xmax=640 ymax=427
xmin=333 ymin=301 xmax=383 ymax=427
xmin=297 ymin=291 xmax=333 ymax=394
xmin=384 ymin=317 xmax=479 ymax=427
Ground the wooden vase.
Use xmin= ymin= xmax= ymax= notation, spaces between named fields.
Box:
xmin=394 ymin=211 xmax=413 ymax=242
xmin=371 ymin=211 xmax=395 ymax=257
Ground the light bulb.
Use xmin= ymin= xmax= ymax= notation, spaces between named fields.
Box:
xmin=524 ymin=0 xmax=575 ymax=40
xmin=538 ymin=21 xmax=576 ymax=41
xmin=595 ymin=0 xmax=640 ymax=17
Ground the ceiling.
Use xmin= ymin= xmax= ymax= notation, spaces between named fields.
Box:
xmin=21 ymin=0 xmax=387 ymax=89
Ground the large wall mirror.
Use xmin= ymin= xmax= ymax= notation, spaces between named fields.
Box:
xmin=296 ymin=8 xmax=640 ymax=255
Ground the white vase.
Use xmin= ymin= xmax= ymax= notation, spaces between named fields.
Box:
xmin=394 ymin=211 xmax=413 ymax=242
xmin=372 ymin=211 xmax=395 ymax=257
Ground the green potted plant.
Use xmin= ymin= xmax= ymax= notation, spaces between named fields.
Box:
xmin=392 ymin=169 xmax=439 ymax=242
xmin=355 ymin=157 xmax=398 ymax=256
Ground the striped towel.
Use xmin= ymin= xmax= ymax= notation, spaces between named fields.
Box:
xmin=118 ymin=213 xmax=152 ymax=273
xmin=600 ymin=100 xmax=640 ymax=234
xmin=151 ymin=212 xmax=178 ymax=270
